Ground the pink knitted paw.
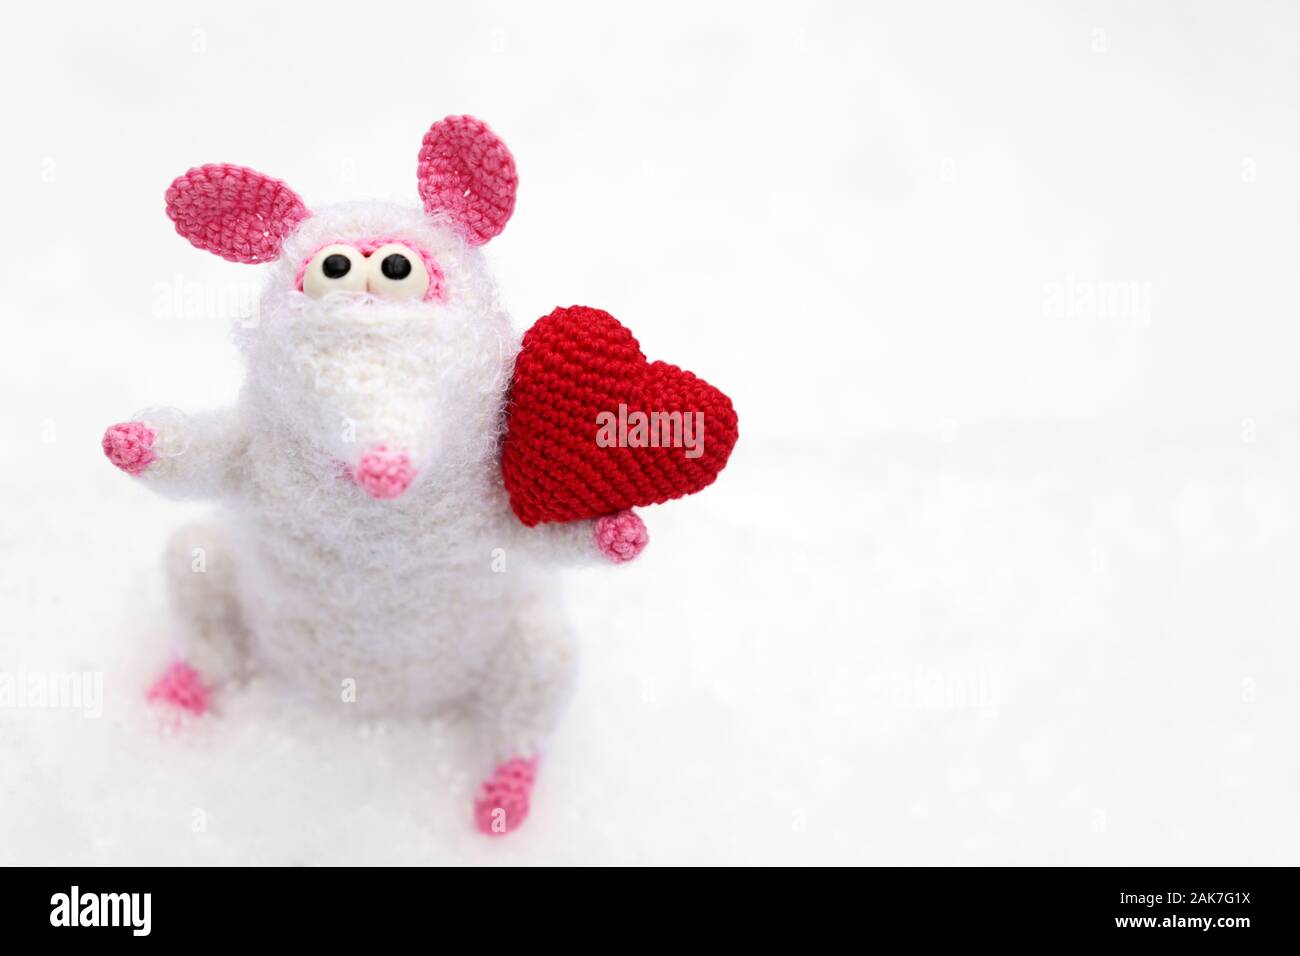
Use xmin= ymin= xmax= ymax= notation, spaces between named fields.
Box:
xmin=102 ymin=422 xmax=157 ymax=476
xmin=594 ymin=510 xmax=648 ymax=563
xmin=353 ymin=445 xmax=416 ymax=500
xmin=146 ymin=661 xmax=208 ymax=716
xmin=474 ymin=756 xmax=539 ymax=836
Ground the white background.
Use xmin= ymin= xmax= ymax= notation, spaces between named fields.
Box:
xmin=1 ymin=0 xmax=1297 ymax=864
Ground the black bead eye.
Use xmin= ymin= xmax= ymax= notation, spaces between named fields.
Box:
xmin=322 ymin=254 xmax=351 ymax=279
xmin=303 ymin=245 xmax=366 ymax=297
xmin=367 ymin=243 xmax=430 ymax=299
xmin=381 ymin=254 xmax=412 ymax=280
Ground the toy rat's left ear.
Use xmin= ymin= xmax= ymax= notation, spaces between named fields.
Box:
xmin=417 ymin=115 xmax=518 ymax=245
xmin=165 ymin=164 xmax=309 ymax=263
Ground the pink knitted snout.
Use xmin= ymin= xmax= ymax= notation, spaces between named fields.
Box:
xmin=353 ymin=445 xmax=416 ymax=500
xmin=103 ymin=422 xmax=157 ymax=476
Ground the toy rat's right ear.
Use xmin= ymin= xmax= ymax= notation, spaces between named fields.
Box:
xmin=165 ymin=164 xmax=309 ymax=263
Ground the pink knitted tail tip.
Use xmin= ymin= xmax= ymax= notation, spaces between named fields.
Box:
xmin=594 ymin=510 xmax=649 ymax=563
xmin=103 ymin=422 xmax=157 ymax=476
xmin=353 ymin=445 xmax=416 ymax=500
xmin=146 ymin=661 xmax=208 ymax=716
xmin=474 ymin=756 xmax=539 ymax=836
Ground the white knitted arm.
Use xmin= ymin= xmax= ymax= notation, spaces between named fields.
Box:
xmin=102 ymin=407 xmax=249 ymax=501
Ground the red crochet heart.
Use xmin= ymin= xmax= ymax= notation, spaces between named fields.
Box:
xmin=502 ymin=306 xmax=739 ymax=526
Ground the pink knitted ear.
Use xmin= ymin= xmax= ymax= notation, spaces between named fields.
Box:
xmin=417 ymin=115 xmax=517 ymax=245
xmin=165 ymin=164 xmax=309 ymax=263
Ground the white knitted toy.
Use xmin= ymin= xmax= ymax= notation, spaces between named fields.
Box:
xmin=103 ymin=115 xmax=737 ymax=835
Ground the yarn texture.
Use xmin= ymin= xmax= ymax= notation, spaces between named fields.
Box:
xmin=594 ymin=511 xmax=650 ymax=563
xmin=417 ymin=115 xmax=518 ymax=246
xmin=146 ymin=660 xmax=209 ymax=716
xmin=473 ymin=756 xmax=539 ymax=835
xmin=103 ymin=115 xmax=737 ymax=835
xmin=502 ymin=306 xmax=739 ymax=526
xmin=102 ymin=422 xmax=157 ymax=476
xmin=166 ymin=164 xmax=310 ymax=263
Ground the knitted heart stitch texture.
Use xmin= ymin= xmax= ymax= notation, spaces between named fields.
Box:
xmin=502 ymin=306 xmax=739 ymax=526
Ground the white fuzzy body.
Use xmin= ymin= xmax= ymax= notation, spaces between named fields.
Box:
xmin=232 ymin=431 xmax=528 ymax=716
xmin=141 ymin=203 xmax=598 ymax=757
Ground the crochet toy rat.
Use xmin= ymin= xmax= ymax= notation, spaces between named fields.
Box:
xmin=101 ymin=115 xmax=737 ymax=835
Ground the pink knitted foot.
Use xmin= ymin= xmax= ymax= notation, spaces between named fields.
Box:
xmin=102 ymin=422 xmax=157 ymax=476
xmin=474 ymin=756 xmax=539 ymax=836
xmin=594 ymin=510 xmax=648 ymax=563
xmin=353 ymin=445 xmax=416 ymax=500
xmin=146 ymin=661 xmax=208 ymax=716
